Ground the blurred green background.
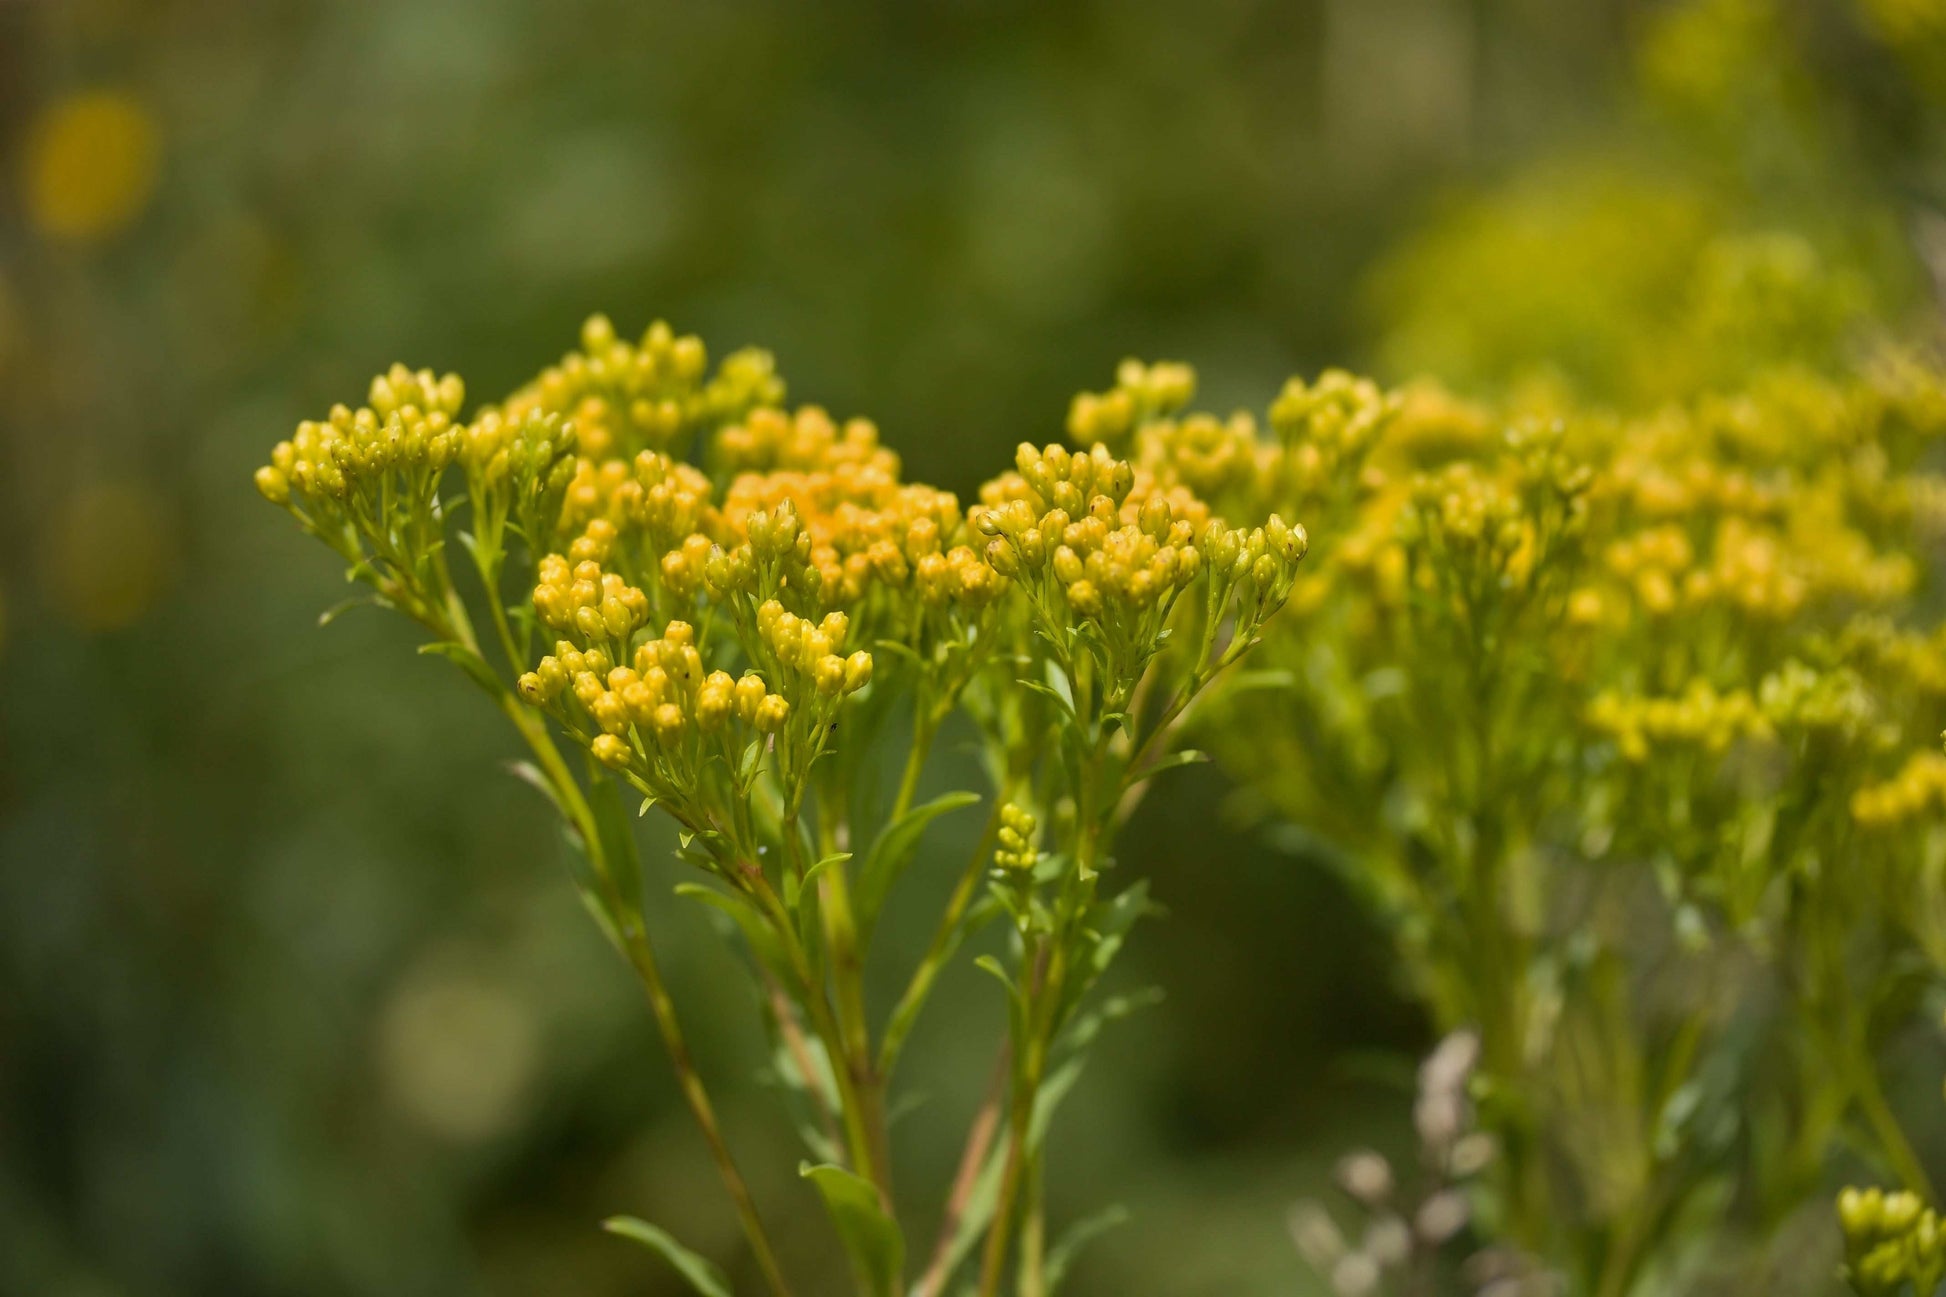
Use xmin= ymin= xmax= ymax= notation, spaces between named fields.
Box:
xmin=3 ymin=1 xmax=1942 ymax=1294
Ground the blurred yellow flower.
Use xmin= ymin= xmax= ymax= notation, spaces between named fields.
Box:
xmin=23 ymin=90 xmax=161 ymax=245
xmin=376 ymin=961 xmax=541 ymax=1143
xmin=43 ymin=480 xmax=177 ymax=632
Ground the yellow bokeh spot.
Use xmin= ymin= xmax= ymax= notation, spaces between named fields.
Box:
xmin=44 ymin=480 xmax=178 ymax=632
xmin=23 ymin=90 xmax=162 ymax=245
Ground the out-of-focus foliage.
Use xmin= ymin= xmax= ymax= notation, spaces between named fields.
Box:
xmin=1116 ymin=1 xmax=1946 ymax=1293
xmin=1374 ymin=0 xmax=1933 ymax=409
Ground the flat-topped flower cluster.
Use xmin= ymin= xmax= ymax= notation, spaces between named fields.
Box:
xmin=258 ymin=314 xmax=1303 ymax=1297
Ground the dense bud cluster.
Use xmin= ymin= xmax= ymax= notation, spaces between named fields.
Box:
xmin=519 ymin=621 xmax=792 ymax=776
xmin=255 ymin=365 xmax=464 ymax=506
xmin=533 ymin=554 xmax=651 ymax=642
xmin=972 ymin=442 xmax=1304 ymax=689
xmin=1839 ymin=1187 xmax=1946 ymax=1297
xmin=993 ymin=803 xmax=1038 ymax=872
xmin=258 ymin=313 xmax=1318 ymax=1297
xmin=501 ymin=313 xmax=783 ymax=460
xmin=1852 ymin=748 xmax=1946 ymax=828
xmin=1065 ymin=358 xmax=1197 ymax=446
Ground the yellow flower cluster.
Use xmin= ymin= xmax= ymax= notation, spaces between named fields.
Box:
xmin=1587 ymin=681 xmax=1770 ymax=762
xmin=713 ymin=404 xmax=900 ymax=477
xmin=1398 ymin=461 xmax=1544 ymax=591
xmin=753 ymin=599 xmax=873 ymax=699
xmin=518 ymin=622 xmax=791 ymax=771
xmin=532 ymin=554 xmax=651 ymax=644
xmin=255 ymin=365 xmax=465 ymax=506
xmin=1838 ymin=1186 xmax=1946 ymax=1297
xmin=260 ymin=314 xmax=1311 ymax=867
xmin=1065 ymin=358 xmax=1197 ymax=447
xmin=1267 ymin=369 xmax=1402 ymax=480
xmin=500 ymin=314 xmax=782 ymax=460
xmin=1587 ymin=661 xmax=1877 ymax=764
xmin=993 ymin=803 xmax=1038 ymax=871
xmin=977 ymin=444 xmax=1185 ymax=615
xmin=1836 ymin=619 xmax=1946 ymax=698
xmin=1851 ymin=750 xmax=1946 ymax=828
xmin=560 ymin=448 xmax=716 ymax=545
xmin=972 ymin=442 xmax=1305 ymax=700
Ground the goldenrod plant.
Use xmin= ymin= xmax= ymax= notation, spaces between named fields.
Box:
xmin=1054 ymin=345 xmax=1946 ymax=1294
xmin=255 ymin=314 xmax=1303 ymax=1297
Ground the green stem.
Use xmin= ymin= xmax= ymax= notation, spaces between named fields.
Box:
xmin=1017 ymin=1152 xmax=1046 ymax=1297
xmin=1856 ymin=1061 xmax=1935 ymax=1202
xmin=747 ymin=863 xmax=890 ymax=1199
xmin=615 ymin=911 xmax=797 ymax=1297
xmin=892 ymin=707 xmax=939 ymax=823
xmin=879 ymin=795 xmax=1006 ymax=1080
xmin=817 ymin=839 xmax=894 ymax=1197
xmin=979 ymin=940 xmax=1063 ymax=1297
xmin=484 ymin=683 xmax=794 ymax=1297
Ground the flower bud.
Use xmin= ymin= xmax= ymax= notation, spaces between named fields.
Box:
xmin=755 ymin=693 xmax=791 ymax=733
xmin=651 ymin=702 xmax=686 ymax=745
xmin=844 ymin=650 xmax=874 ymax=692
xmin=735 ymin=673 xmax=768 ymax=722
xmin=815 ymin=654 xmax=847 ymax=696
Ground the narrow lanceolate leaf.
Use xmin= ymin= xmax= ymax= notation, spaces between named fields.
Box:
xmin=504 ymin=759 xmax=571 ymax=824
xmin=602 ymin=1216 xmax=735 ymax=1297
xmin=1137 ymin=748 xmax=1210 ymax=781
xmin=800 ymin=1162 xmax=905 ymax=1297
xmin=1044 ymin=1204 xmax=1131 ymax=1293
xmin=316 ymin=594 xmax=375 ymax=627
xmin=675 ymin=882 xmax=794 ymax=985
xmin=417 ymin=639 xmax=504 ymax=695
xmin=855 ymin=791 xmax=982 ymax=933
xmin=785 ymin=851 xmax=852 ymax=911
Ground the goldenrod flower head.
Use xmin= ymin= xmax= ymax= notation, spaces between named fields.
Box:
xmin=23 ymin=90 xmax=161 ymax=246
xmin=503 ymin=314 xmax=781 ymax=460
xmin=533 ymin=555 xmax=651 ymax=641
xmin=994 ymin=803 xmax=1039 ymax=871
xmin=1066 ymin=358 xmax=1197 ymax=446
xmin=713 ymin=404 xmax=899 ymax=478
xmin=1270 ymin=369 xmax=1401 ymax=470
xmin=1838 ymin=1186 xmax=1946 ymax=1297
xmin=1852 ymin=750 xmax=1946 ymax=828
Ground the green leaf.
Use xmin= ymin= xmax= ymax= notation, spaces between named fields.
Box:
xmin=855 ymin=791 xmax=982 ymax=933
xmin=586 ymin=762 xmax=645 ymax=914
xmin=934 ymin=1058 xmax=1094 ymax=1289
xmin=675 ymin=883 xmax=793 ymax=984
xmin=974 ymin=955 xmax=1027 ymax=1046
xmin=1058 ymin=987 xmax=1164 ymax=1059
xmin=737 ymin=738 xmax=766 ymax=789
xmin=602 ymin=1217 xmax=734 ymax=1297
xmin=800 ymin=1162 xmax=905 ymax=1297
xmin=1045 ymin=1204 xmax=1131 ymax=1293
xmin=504 ymin=759 xmax=571 ymax=824
xmin=1017 ymin=678 xmax=1077 ymax=721
xmin=316 ymin=594 xmax=375 ymax=627
xmin=870 ymin=637 xmax=922 ymax=665
xmin=757 ymin=1017 xmax=843 ymax=1164
xmin=1138 ymin=749 xmax=1209 ymax=780
xmin=417 ymin=639 xmax=504 ymax=695
xmin=1219 ymin=667 xmax=1296 ymax=696
xmin=785 ymin=851 xmax=852 ymax=912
